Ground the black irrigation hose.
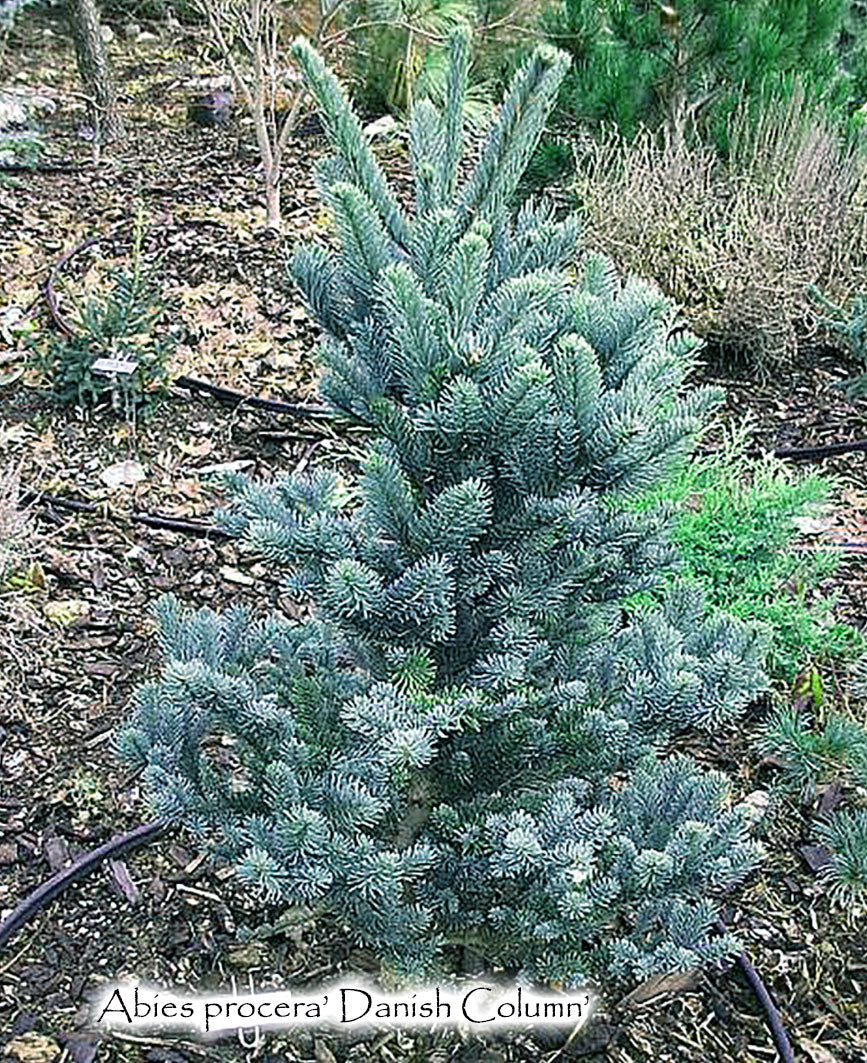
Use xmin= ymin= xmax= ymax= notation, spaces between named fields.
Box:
xmin=714 ymin=917 xmax=795 ymax=1063
xmin=0 ymin=825 xmax=794 ymax=1063
xmin=770 ymin=438 xmax=867 ymax=461
xmin=0 ymin=821 xmax=167 ymax=953
xmin=0 ymin=162 xmax=93 ymax=174
xmin=173 ymin=375 xmax=332 ymax=419
xmin=22 ymin=489 xmax=230 ymax=539
xmin=32 ymin=228 xmax=867 ymax=461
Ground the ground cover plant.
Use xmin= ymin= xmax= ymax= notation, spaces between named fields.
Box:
xmin=759 ymin=700 xmax=867 ymax=796
xmin=630 ymin=427 xmax=865 ymax=679
xmin=120 ymin=31 xmax=770 ymax=990
xmin=38 ymin=212 xmax=173 ymax=411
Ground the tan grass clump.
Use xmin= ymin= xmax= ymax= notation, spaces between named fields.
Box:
xmin=575 ymin=86 xmax=867 ymax=368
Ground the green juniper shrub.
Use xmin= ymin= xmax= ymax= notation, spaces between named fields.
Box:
xmin=628 ymin=427 xmax=864 ymax=680
xmin=119 ymin=32 xmax=768 ymax=989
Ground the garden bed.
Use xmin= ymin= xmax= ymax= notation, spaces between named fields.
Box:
xmin=1 ymin=14 xmax=867 ymax=1063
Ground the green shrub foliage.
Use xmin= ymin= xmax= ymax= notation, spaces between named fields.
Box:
xmin=543 ymin=0 xmax=863 ymax=148
xmin=120 ymin=33 xmax=767 ymax=987
xmin=629 ymin=431 xmax=865 ymax=679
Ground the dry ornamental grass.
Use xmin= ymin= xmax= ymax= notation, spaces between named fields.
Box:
xmin=575 ymin=86 xmax=867 ymax=370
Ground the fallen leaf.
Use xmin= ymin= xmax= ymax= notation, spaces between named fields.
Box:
xmin=58 ymin=1037 xmax=99 ymax=1063
xmin=799 ymin=843 xmax=834 ymax=874
xmin=44 ymin=599 xmax=90 ymax=627
xmin=107 ymin=858 xmax=141 ymax=905
xmin=100 ymin=459 xmax=146 ymax=489
xmin=799 ymin=1037 xmax=840 ymax=1063
xmin=26 ymin=560 xmax=46 ymax=589
xmin=3 ymin=1033 xmax=62 ymax=1063
xmin=0 ymin=364 xmax=25 ymax=386
xmin=817 ymin=780 xmax=845 ymax=816
xmin=220 ymin=565 xmax=254 ymax=587
xmin=196 ymin=459 xmax=254 ymax=475
xmin=620 ymin=969 xmax=700 ymax=1006
xmin=177 ymin=437 xmax=214 ymax=458
xmin=792 ymin=515 xmax=836 ymax=535
xmin=314 ymin=1042 xmax=338 ymax=1063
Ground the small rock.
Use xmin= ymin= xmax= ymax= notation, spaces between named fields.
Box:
xmin=0 ymin=840 xmax=18 ymax=865
xmin=99 ymin=24 xmax=114 ymax=44
xmin=136 ymin=31 xmax=160 ymax=43
xmin=123 ymin=21 xmax=141 ymax=40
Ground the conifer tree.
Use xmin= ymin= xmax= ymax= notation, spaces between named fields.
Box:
xmin=120 ymin=32 xmax=767 ymax=988
xmin=543 ymin=0 xmax=859 ymax=148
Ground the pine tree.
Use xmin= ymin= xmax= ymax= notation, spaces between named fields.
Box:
xmin=119 ymin=32 xmax=767 ymax=988
xmin=543 ymin=0 xmax=858 ymax=148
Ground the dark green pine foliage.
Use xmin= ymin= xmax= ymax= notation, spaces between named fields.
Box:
xmin=120 ymin=33 xmax=767 ymax=987
xmin=543 ymin=0 xmax=859 ymax=147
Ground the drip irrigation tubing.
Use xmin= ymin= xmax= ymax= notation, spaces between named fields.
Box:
xmin=0 ymin=821 xmax=166 ymax=953
xmin=33 ymin=228 xmax=867 ymax=462
xmin=172 ymin=375 xmax=331 ymax=418
xmin=768 ymin=438 xmax=867 ymax=461
xmin=22 ymin=488 xmax=230 ymax=539
xmin=715 ymin=917 xmax=795 ymax=1063
xmin=0 ymin=161 xmax=92 ymax=175
xmin=0 ymin=828 xmax=795 ymax=1063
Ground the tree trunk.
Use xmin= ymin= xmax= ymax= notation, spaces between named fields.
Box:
xmin=264 ymin=172 xmax=281 ymax=231
xmin=68 ymin=0 xmax=124 ymax=143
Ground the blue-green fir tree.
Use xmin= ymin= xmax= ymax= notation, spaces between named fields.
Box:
xmin=119 ymin=32 xmax=768 ymax=988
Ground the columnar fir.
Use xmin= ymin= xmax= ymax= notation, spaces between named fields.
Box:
xmin=120 ymin=32 xmax=767 ymax=987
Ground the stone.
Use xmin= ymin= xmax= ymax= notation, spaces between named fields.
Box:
xmin=187 ymin=90 xmax=234 ymax=128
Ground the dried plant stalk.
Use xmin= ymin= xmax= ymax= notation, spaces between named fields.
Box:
xmin=576 ymin=88 xmax=867 ymax=369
